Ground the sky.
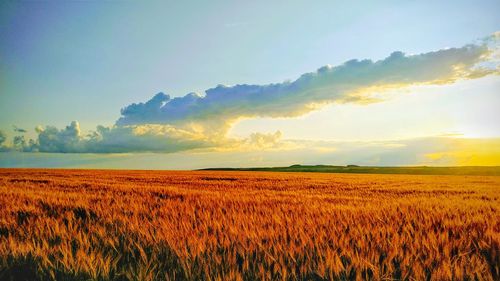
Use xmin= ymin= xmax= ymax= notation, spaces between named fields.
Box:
xmin=0 ymin=0 xmax=499 ymax=168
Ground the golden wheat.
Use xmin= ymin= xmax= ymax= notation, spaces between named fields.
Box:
xmin=0 ymin=169 xmax=498 ymax=280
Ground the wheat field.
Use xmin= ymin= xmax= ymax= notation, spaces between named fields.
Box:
xmin=0 ymin=169 xmax=498 ymax=280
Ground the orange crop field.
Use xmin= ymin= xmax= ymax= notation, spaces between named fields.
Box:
xmin=0 ymin=168 xmax=499 ymax=280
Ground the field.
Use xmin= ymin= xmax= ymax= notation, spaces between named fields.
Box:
xmin=0 ymin=169 xmax=499 ymax=280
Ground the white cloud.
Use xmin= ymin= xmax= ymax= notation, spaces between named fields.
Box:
xmin=117 ymin=37 xmax=498 ymax=130
xmin=7 ymin=33 xmax=499 ymax=153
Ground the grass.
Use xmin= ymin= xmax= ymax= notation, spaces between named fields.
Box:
xmin=200 ymin=164 xmax=500 ymax=176
xmin=0 ymin=168 xmax=499 ymax=280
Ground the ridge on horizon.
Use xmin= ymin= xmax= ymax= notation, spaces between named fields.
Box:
xmin=198 ymin=164 xmax=500 ymax=176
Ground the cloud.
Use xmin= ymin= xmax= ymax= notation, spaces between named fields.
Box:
xmin=34 ymin=121 xmax=83 ymax=152
xmin=2 ymin=137 xmax=500 ymax=168
xmin=117 ymin=36 xmax=498 ymax=131
xmin=6 ymin=33 xmax=500 ymax=153
xmin=29 ymin=122 xmax=286 ymax=153
xmin=0 ymin=130 xmax=8 ymax=152
xmin=30 ymin=121 xmax=219 ymax=153
xmin=13 ymin=126 xmax=27 ymax=133
xmin=0 ymin=129 xmax=36 ymax=152
xmin=86 ymin=124 xmax=218 ymax=153
xmin=247 ymin=131 xmax=283 ymax=149
xmin=0 ymin=130 xmax=6 ymax=146
xmin=309 ymin=137 xmax=500 ymax=166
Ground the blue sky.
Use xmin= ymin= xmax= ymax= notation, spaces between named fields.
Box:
xmin=1 ymin=0 xmax=499 ymax=168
